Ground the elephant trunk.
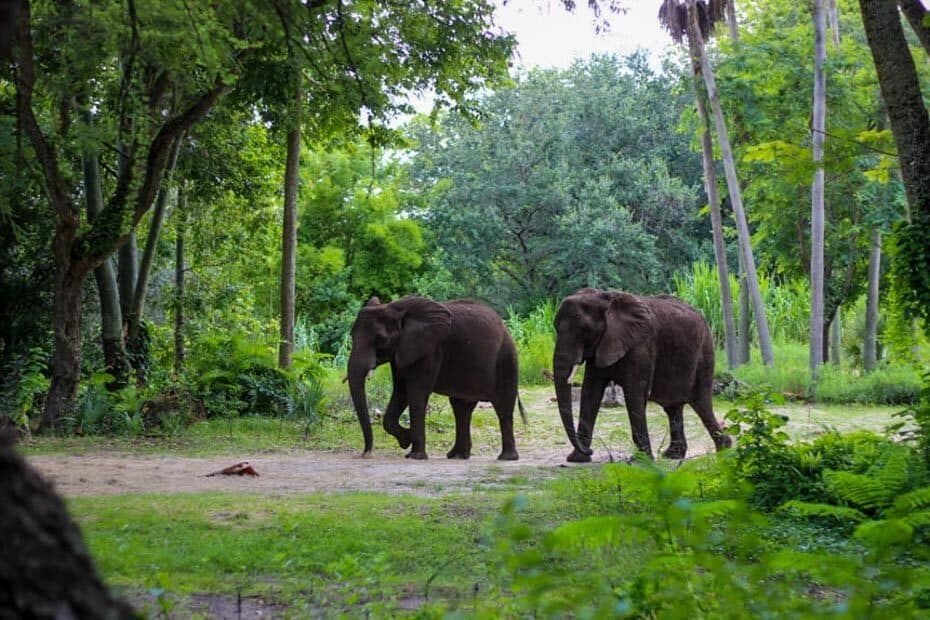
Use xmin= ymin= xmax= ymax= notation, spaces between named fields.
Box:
xmin=347 ymin=357 xmax=374 ymax=457
xmin=554 ymin=361 xmax=592 ymax=456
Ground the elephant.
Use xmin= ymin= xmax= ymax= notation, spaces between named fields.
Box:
xmin=552 ymin=288 xmax=731 ymax=462
xmin=347 ymin=295 xmax=523 ymax=460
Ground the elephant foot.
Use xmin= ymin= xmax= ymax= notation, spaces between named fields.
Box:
xmin=393 ymin=430 xmax=412 ymax=450
xmin=566 ymin=449 xmax=592 ymax=463
xmin=405 ymin=450 xmax=428 ymax=460
xmin=662 ymin=444 xmax=687 ymax=460
xmin=446 ymin=447 xmax=471 ymax=459
xmin=497 ymin=450 xmax=519 ymax=461
xmin=714 ymin=433 xmax=733 ymax=451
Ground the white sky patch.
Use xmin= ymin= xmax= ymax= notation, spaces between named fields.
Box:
xmin=495 ymin=0 xmax=671 ymax=70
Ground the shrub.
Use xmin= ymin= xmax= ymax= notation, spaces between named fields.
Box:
xmin=184 ymin=331 xmax=327 ymax=422
xmin=0 ymin=346 xmax=50 ymax=433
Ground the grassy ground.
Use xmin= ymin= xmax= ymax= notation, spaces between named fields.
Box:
xmin=20 ymin=385 xmax=905 ymax=617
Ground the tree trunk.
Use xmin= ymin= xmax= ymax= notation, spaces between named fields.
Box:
xmin=279 ymin=79 xmax=301 ymax=369
xmin=864 ymin=227 xmax=881 ymax=372
xmin=738 ymin=254 xmax=751 ymax=364
xmin=689 ymin=34 xmax=737 ymax=368
xmin=830 ymin=305 xmax=842 ymax=366
xmin=809 ymin=0 xmax=827 ymax=379
xmin=80 ymin=113 xmax=129 ymax=389
xmin=130 ymin=134 xmax=183 ymax=342
xmin=726 ymin=0 xmax=739 ymax=41
xmin=898 ymin=0 xmax=930 ymax=57
xmin=859 ymin=0 xmax=930 ymax=333
xmin=42 ymin=266 xmax=83 ymax=433
xmin=174 ymin=187 xmax=187 ymax=375
xmin=689 ymin=3 xmax=775 ymax=366
xmin=827 ymin=0 xmax=841 ymax=47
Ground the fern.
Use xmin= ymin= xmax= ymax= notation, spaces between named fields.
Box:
xmin=824 ymin=471 xmax=893 ymax=512
xmin=890 ymin=486 xmax=930 ymax=515
xmin=778 ymin=500 xmax=866 ymax=524
xmin=876 ymin=449 xmax=912 ymax=495
xmin=902 ymin=510 xmax=930 ymax=530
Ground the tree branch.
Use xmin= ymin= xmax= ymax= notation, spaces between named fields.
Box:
xmin=898 ymin=0 xmax=930 ymax=58
xmin=14 ymin=0 xmax=76 ymax=228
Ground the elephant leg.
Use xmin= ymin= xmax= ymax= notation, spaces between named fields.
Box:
xmin=568 ymin=371 xmax=609 ymax=463
xmin=382 ymin=384 xmax=411 ymax=449
xmin=661 ymin=404 xmax=687 ymax=459
xmin=491 ymin=394 xmax=519 ymax=461
xmin=692 ymin=393 xmax=732 ymax=452
xmin=623 ymin=381 xmax=652 ymax=459
xmin=447 ymin=398 xmax=476 ymax=459
xmin=405 ymin=386 xmax=430 ymax=460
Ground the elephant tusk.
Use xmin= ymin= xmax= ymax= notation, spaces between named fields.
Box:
xmin=367 ymin=369 xmax=373 ymax=380
xmin=567 ymin=364 xmax=579 ymax=385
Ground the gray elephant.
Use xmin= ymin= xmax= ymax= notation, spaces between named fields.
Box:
xmin=347 ymin=296 xmax=523 ymax=460
xmin=552 ymin=288 xmax=731 ymax=462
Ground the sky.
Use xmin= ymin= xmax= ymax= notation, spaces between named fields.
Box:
xmin=494 ymin=1 xmax=671 ymax=70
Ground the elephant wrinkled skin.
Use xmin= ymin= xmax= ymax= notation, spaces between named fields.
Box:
xmin=552 ymin=288 xmax=731 ymax=462
xmin=347 ymin=296 xmax=521 ymax=461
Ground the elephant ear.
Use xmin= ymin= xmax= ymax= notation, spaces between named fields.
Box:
xmin=595 ymin=293 xmax=653 ymax=368
xmin=393 ymin=297 xmax=453 ymax=368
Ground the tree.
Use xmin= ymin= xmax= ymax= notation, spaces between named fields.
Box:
xmin=12 ymin=0 xmax=514 ymax=429
xmin=660 ymin=0 xmax=775 ymax=366
xmin=809 ymin=0 xmax=827 ymax=377
xmin=407 ymin=56 xmax=705 ymax=310
xmin=662 ymin=0 xmax=739 ymax=368
xmin=858 ymin=0 xmax=930 ymax=336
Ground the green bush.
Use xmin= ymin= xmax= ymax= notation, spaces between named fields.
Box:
xmin=185 ymin=331 xmax=327 ymax=422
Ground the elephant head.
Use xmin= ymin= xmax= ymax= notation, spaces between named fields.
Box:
xmin=552 ymin=289 xmax=653 ymax=456
xmin=347 ymin=296 xmax=452 ymax=456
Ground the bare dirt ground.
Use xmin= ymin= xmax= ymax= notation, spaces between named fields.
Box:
xmin=25 ymin=393 xmax=894 ymax=498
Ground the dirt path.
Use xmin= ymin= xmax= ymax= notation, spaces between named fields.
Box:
xmin=26 ymin=395 xmax=892 ymax=498
xmin=25 ymin=445 xmax=659 ymax=498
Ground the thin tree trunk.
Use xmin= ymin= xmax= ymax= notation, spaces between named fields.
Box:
xmin=130 ymin=134 xmax=183 ymax=341
xmin=809 ymin=0 xmax=827 ymax=378
xmin=279 ymin=79 xmax=301 ymax=369
xmin=864 ymin=227 xmax=881 ymax=372
xmin=174 ymin=186 xmax=187 ymax=375
xmin=830 ymin=305 xmax=841 ymax=366
xmin=726 ymin=0 xmax=739 ymax=41
xmin=689 ymin=35 xmax=737 ymax=368
xmin=827 ymin=0 xmax=841 ymax=47
xmin=738 ymin=256 xmax=751 ymax=364
xmin=689 ymin=3 xmax=775 ymax=366
xmin=80 ymin=112 xmax=129 ymax=389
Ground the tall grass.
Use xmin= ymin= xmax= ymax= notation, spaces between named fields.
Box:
xmin=506 ymin=301 xmax=557 ymax=386
xmin=675 ymin=261 xmax=809 ymax=344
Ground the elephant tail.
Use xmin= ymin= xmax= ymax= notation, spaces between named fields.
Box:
xmin=517 ymin=396 xmax=528 ymax=426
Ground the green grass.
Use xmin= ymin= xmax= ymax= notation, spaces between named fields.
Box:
xmin=68 ymin=471 xmax=651 ymax=615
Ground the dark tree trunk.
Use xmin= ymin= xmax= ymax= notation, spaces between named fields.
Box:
xmin=0 ymin=433 xmax=137 ymax=618
xmin=130 ymin=134 xmax=183 ymax=342
xmin=898 ymin=0 xmax=930 ymax=57
xmin=859 ymin=0 xmax=930 ymax=330
xmin=42 ymin=265 xmax=83 ymax=433
xmin=174 ymin=187 xmax=187 ymax=375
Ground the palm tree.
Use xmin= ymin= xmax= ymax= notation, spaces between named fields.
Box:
xmin=659 ymin=0 xmax=774 ymax=366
